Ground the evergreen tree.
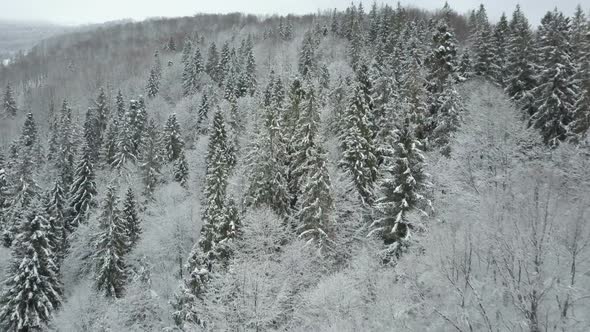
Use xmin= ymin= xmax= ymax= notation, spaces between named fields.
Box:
xmin=146 ymin=67 xmax=160 ymax=98
xmin=472 ymin=5 xmax=495 ymax=77
xmin=101 ymin=119 xmax=119 ymax=167
xmin=299 ymin=30 xmax=317 ymax=79
xmin=122 ymin=187 xmax=141 ymax=251
xmin=139 ymin=120 xmax=163 ymax=198
xmin=95 ymin=87 xmax=110 ymax=136
xmin=94 ymin=185 xmax=128 ymax=298
xmin=493 ymin=13 xmax=510 ymax=85
xmin=181 ymin=38 xmax=193 ymax=67
xmin=115 ymin=90 xmax=126 ymax=120
xmin=2 ymin=82 xmax=17 ymax=117
xmin=569 ymin=31 xmax=590 ymax=141
xmin=372 ymin=122 xmax=428 ymax=249
xmin=204 ymin=111 xmax=230 ymax=225
xmin=174 ymin=150 xmax=190 ymax=189
xmin=339 ymin=83 xmax=378 ymax=205
xmin=163 ymin=113 xmax=185 ymax=162
xmin=297 ymin=143 xmax=334 ymax=249
xmin=217 ymin=42 xmax=232 ymax=86
xmin=205 ymin=42 xmax=219 ymax=82
xmin=505 ymin=5 xmax=537 ymax=110
xmin=83 ymin=107 xmax=101 ymax=162
xmin=197 ymin=93 xmax=209 ymax=128
xmin=167 ymin=37 xmax=177 ymax=52
xmin=68 ymin=144 xmax=97 ymax=230
xmin=426 ymin=21 xmax=459 ymax=93
xmin=531 ymin=10 xmax=578 ymax=146
xmin=45 ymin=180 xmax=67 ymax=265
xmin=570 ymin=5 xmax=588 ymax=65
xmin=56 ymin=100 xmax=77 ymax=192
xmin=0 ymin=200 xmax=62 ymax=332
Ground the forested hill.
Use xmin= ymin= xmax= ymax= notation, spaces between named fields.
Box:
xmin=0 ymin=2 xmax=589 ymax=331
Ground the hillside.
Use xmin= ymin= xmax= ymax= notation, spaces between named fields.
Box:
xmin=0 ymin=2 xmax=589 ymax=332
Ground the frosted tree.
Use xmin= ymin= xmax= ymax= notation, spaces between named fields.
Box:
xmin=163 ymin=113 xmax=185 ymax=162
xmin=339 ymin=82 xmax=378 ymax=205
xmin=100 ymin=119 xmax=119 ymax=167
xmin=122 ymin=187 xmax=141 ymax=251
xmin=174 ymin=150 xmax=190 ymax=189
xmin=371 ymin=122 xmax=428 ymax=254
xmin=44 ymin=180 xmax=67 ymax=265
xmin=245 ymin=105 xmax=291 ymax=217
xmin=95 ymin=87 xmax=110 ymax=136
xmin=297 ymin=143 xmax=334 ymax=250
xmin=569 ymin=31 xmax=590 ymax=141
xmin=204 ymin=111 xmax=230 ymax=224
xmin=197 ymin=93 xmax=209 ymax=128
xmin=94 ymin=185 xmax=128 ymax=298
xmin=299 ymin=30 xmax=317 ymax=79
xmin=2 ymin=82 xmax=17 ymax=117
xmin=115 ymin=90 xmax=125 ymax=120
xmin=492 ymin=13 xmax=510 ymax=85
xmin=83 ymin=107 xmax=101 ymax=162
xmin=426 ymin=21 xmax=459 ymax=93
xmin=146 ymin=67 xmax=160 ymax=98
xmin=472 ymin=5 xmax=494 ymax=78
xmin=0 ymin=200 xmax=62 ymax=332
xmin=217 ymin=42 xmax=232 ymax=86
xmin=56 ymin=100 xmax=77 ymax=191
xmin=139 ymin=120 xmax=163 ymax=198
xmin=205 ymin=42 xmax=219 ymax=82
xmin=505 ymin=5 xmax=537 ymax=114
xmin=531 ymin=10 xmax=578 ymax=146
xmin=68 ymin=143 xmax=97 ymax=230
xmin=181 ymin=38 xmax=193 ymax=66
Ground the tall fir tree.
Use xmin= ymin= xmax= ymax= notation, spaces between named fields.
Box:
xmin=163 ymin=113 xmax=185 ymax=162
xmin=45 ymin=180 xmax=67 ymax=265
xmin=94 ymin=185 xmax=128 ymax=298
xmin=0 ymin=200 xmax=62 ymax=332
xmin=122 ymin=187 xmax=141 ymax=251
xmin=2 ymin=82 xmax=17 ymax=117
xmin=68 ymin=144 xmax=97 ymax=230
xmin=139 ymin=120 xmax=163 ymax=198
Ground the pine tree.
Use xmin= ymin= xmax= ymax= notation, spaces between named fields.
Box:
xmin=205 ymin=42 xmax=219 ymax=82
xmin=56 ymin=100 xmax=77 ymax=192
xmin=569 ymin=31 xmax=590 ymax=141
xmin=182 ymin=47 xmax=197 ymax=96
xmin=472 ymin=5 xmax=495 ymax=78
xmin=163 ymin=113 xmax=185 ymax=162
xmin=94 ymin=185 xmax=128 ymax=298
xmin=146 ymin=67 xmax=160 ymax=98
xmin=83 ymin=107 xmax=101 ymax=162
xmin=122 ymin=187 xmax=141 ymax=251
xmin=299 ymin=30 xmax=317 ymax=79
xmin=505 ymin=5 xmax=537 ymax=112
xmin=167 ymin=37 xmax=177 ymax=52
xmin=139 ymin=120 xmax=163 ymax=197
xmin=197 ymin=93 xmax=209 ymax=128
xmin=204 ymin=111 xmax=230 ymax=225
xmin=2 ymin=82 xmax=17 ymax=117
xmin=297 ymin=143 xmax=334 ymax=249
xmin=0 ymin=200 xmax=62 ymax=332
xmin=426 ymin=21 xmax=459 ymax=93
xmin=431 ymin=81 xmax=463 ymax=152
xmin=68 ymin=144 xmax=97 ymax=230
xmin=174 ymin=150 xmax=190 ymax=189
xmin=246 ymin=105 xmax=291 ymax=217
xmin=115 ymin=90 xmax=126 ymax=120
xmin=45 ymin=180 xmax=67 ymax=265
xmin=181 ymin=38 xmax=193 ymax=67
xmin=112 ymin=103 xmax=138 ymax=169
xmin=531 ymin=10 xmax=578 ymax=146
xmin=371 ymin=122 xmax=427 ymax=249
xmin=101 ymin=119 xmax=119 ymax=167
xmin=339 ymin=83 xmax=378 ymax=205
xmin=95 ymin=87 xmax=110 ymax=136
xmin=493 ymin=13 xmax=510 ymax=85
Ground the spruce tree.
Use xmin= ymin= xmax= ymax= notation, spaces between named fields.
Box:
xmin=56 ymin=100 xmax=77 ymax=192
xmin=2 ymin=82 xmax=17 ymax=117
xmin=197 ymin=93 xmax=209 ymax=128
xmin=493 ymin=13 xmax=510 ymax=85
xmin=174 ymin=150 xmax=190 ymax=189
xmin=122 ymin=187 xmax=141 ymax=251
xmin=83 ymin=107 xmax=101 ymax=162
xmin=101 ymin=119 xmax=119 ymax=167
xmin=68 ymin=144 xmax=97 ymax=230
xmin=426 ymin=21 xmax=459 ymax=94
xmin=139 ymin=120 xmax=163 ymax=198
xmin=146 ymin=67 xmax=160 ymax=98
xmin=205 ymin=42 xmax=219 ymax=82
xmin=472 ymin=5 xmax=494 ymax=78
xmin=372 ymin=122 xmax=427 ymax=248
xmin=339 ymin=83 xmax=378 ymax=205
xmin=115 ymin=90 xmax=126 ymax=121
xmin=217 ymin=42 xmax=232 ymax=86
xmin=181 ymin=38 xmax=193 ymax=67
xmin=299 ymin=30 xmax=317 ymax=79
xmin=182 ymin=50 xmax=196 ymax=96
xmin=0 ymin=200 xmax=62 ymax=332
xmin=45 ymin=180 xmax=67 ymax=265
xmin=505 ymin=5 xmax=537 ymax=112
xmin=94 ymin=185 xmax=128 ymax=298
xmin=531 ymin=10 xmax=578 ymax=146
xmin=569 ymin=31 xmax=590 ymax=141
xmin=163 ymin=113 xmax=185 ymax=162
xmin=95 ymin=87 xmax=110 ymax=136
xmin=297 ymin=143 xmax=334 ymax=249
xmin=204 ymin=111 xmax=230 ymax=225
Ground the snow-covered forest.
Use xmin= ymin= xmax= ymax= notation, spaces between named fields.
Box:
xmin=0 ymin=2 xmax=589 ymax=331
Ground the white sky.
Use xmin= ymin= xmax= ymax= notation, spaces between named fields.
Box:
xmin=0 ymin=0 xmax=584 ymax=26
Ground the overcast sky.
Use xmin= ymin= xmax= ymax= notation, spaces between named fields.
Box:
xmin=0 ymin=0 xmax=584 ymax=26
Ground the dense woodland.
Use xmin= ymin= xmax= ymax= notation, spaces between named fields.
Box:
xmin=0 ymin=2 xmax=589 ymax=331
